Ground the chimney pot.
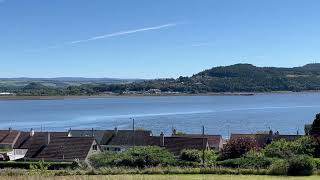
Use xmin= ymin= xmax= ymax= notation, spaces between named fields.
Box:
xmin=68 ymin=128 xmax=72 ymax=137
xmin=160 ymin=132 xmax=165 ymax=146
xmin=172 ymin=128 xmax=177 ymax=136
xmin=45 ymin=132 xmax=51 ymax=145
xmin=114 ymin=127 xmax=118 ymax=135
xmin=30 ymin=128 xmax=35 ymax=137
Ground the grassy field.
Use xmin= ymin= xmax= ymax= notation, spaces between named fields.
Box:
xmin=0 ymin=175 xmax=318 ymax=180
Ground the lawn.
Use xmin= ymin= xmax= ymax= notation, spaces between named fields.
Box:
xmin=0 ymin=175 xmax=319 ymax=180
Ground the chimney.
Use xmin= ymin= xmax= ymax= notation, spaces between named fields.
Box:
xmin=30 ymin=128 xmax=35 ymax=137
xmin=269 ymin=130 xmax=273 ymax=135
xmin=160 ymin=132 xmax=165 ymax=147
xmin=114 ymin=127 xmax=118 ymax=135
xmin=8 ymin=127 xmax=12 ymax=133
xmin=45 ymin=132 xmax=51 ymax=145
xmin=68 ymin=128 xmax=72 ymax=137
xmin=91 ymin=128 xmax=94 ymax=137
xmin=172 ymin=128 xmax=177 ymax=136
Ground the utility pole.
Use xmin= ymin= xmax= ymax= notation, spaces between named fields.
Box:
xmin=131 ymin=118 xmax=135 ymax=152
xmin=202 ymin=125 xmax=205 ymax=165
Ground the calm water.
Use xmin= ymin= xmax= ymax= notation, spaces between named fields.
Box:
xmin=0 ymin=93 xmax=319 ymax=137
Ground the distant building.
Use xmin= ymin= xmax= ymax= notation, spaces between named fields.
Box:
xmin=0 ymin=92 xmax=14 ymax=96
xmin=146 ymin=89 xmax=161 ymax=94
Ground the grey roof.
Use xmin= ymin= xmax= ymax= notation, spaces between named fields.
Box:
xmin=172 ymin=134 xmax=223 ymax=148
xmin=70 ymin=129 xmax=152 ymax=146
xmin=148 ymin=136 xmax=208 ymax=155
xmin=14 ymin=132 xmax=68 ymax=149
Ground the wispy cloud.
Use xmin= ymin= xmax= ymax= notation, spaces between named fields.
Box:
xmin=28 ymin=22 xmax=180 ymax=52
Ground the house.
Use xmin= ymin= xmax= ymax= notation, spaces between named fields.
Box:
xmin=148 ymin=132 xmax=209 ymax=155
xmin=230 ymin=131 xmax=303 ymax=148
xmin=68 ymin=128 xmax=152 ymax=152
xmin=24 ymin=133 xmax=101 ymax=162
xmin=10 ymin=129 xmax=68 ymax=160
xmin=171 ymin=129 xmax=224 ymax=151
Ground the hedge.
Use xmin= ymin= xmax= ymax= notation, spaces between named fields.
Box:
xmin=0 ymin=161 xmax=77 ymax=170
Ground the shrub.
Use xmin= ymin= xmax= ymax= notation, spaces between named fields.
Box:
xmin=180 ymin=149 xmax=201 ymax=163
xmin=287 ymin=155 xmax=315 ymax=176
xmin=263 ymin=139 xmax=294 ymax=158
xmin=203 ymin=150 xmax=218 ymax=166
xmin=217 ymin=152 xmax=271 ymax=169
xmin=28 ymin=160 xmax=53 ymax=176
xmin=292 ymin=136 xmax=317 ymax=156
xmin=90 ymin=146 xmax=176 ymax=168
xmin=264 ymin=137 xmax=318 ymax=159
xmin=314 ymin=158 xmax=320 ymax=169
xmin=268 ymin=159 xmax=288 ymax=176
xmin=220 ymin=136 xmax=258 ymax=160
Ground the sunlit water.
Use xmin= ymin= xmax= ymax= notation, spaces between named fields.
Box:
xmin=1 ymin=93 xmax=319 ymax=137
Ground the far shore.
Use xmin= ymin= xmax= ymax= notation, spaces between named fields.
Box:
xmin=0 ymin=91 xmax=320 ymax=100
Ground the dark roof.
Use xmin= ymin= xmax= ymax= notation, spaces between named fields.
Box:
xmin=172 ymin=134 xmax=222 ymax=148
xmin=70 ymin=129 xmax=152 ymax=146
xmin=33 ymin=137 xmax=97 ymax=161
xmin=103 ymin=130 xmax=152 ymax=146
xmin=69 ymin=130 xmax=109 ymax=144
xmin=148 ymin=136 xmax=208 ymax=155
xmin=14 ymin=132 xmax=68 ymax=149
xmin=0 ymin=130 xmax=20 ymax=146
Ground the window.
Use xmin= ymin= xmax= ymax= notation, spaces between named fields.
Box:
xmin=93 ymin=145 xmax=97 ymax=151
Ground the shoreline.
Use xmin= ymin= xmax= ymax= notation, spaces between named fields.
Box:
xmin=0 ymin=91 xmax=319 ymax=100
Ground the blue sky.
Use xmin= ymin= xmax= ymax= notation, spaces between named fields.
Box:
xmin=1 ymin=0 xmax=320 ymax=78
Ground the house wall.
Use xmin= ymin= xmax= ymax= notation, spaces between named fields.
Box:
xmin=85 ymin=140 xmax=102 ymax=162
xmin=8 ymin=149 xmax=28 ymax=160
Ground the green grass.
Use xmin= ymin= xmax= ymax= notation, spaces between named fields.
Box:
xmin=0 ymin=175 xmax=319 ymax=180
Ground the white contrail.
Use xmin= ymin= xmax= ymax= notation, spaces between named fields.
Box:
xmin=28 ymin=22 xmax=179 ymax=52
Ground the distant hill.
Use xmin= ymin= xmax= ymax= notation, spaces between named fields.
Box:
xmin=0 ymin=77 xmax=145 ymax=88
xmin=129 ymin=63 xmax=320 ymax=93
xmin=2 ymin=63 xmax=320 ymax=96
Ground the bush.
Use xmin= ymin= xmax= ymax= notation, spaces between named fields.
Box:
xmin=287 ymin=155 xmax=315 ymax=176
xmin=314 ymin=158 xmax=320 ymax=169
xmin=220 ymin=136 xmax=258 ymax=160
xmin=268 ymin=159 xmax=288 ymax=176
xmin=217 ymin=152 xmax=271 ymax=169
xmin=90 ymin=146 xmax=176 ymax=168
xmin=180 ymin=149 xmax=201 ymax=163
xmin=263 ymin=139 xmax=295 ymax=159
xmin=203 ymin=150 xmax=218 ymax=166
